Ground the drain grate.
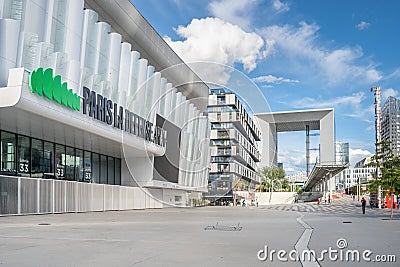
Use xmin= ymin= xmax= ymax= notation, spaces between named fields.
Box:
xmin=204 ymin=222 xmax=242 ymax=231
xmin=342 ymin=221 xmax=352 ymax=224
xmin=38 ymin=223 xmax=51 ymax=226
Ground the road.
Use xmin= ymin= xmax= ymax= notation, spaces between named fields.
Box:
xmin=0 ymin=202 xmax=398 ymax=266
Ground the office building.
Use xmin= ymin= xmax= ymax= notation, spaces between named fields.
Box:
xmin=335 ymin=142 xmax=349 ymax=165
xmin=382 ymin=96 xmax=400 ymax=156
xmin=334 ymin=157 xmax=376 ymax=191
xmin=204 ymin=88 xmax=262 ymax=204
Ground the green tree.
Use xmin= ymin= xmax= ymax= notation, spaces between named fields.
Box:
xmin=368 ymin=141 xmax=400 ymax=219
xmin=259 ymin=166 xmax=288 ymax=192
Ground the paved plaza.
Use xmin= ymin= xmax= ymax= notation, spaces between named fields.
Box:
xmin=0 ymin=203 xmax=399 ymax=267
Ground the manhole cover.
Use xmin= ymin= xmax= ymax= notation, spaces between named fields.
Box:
xmin=204 ymin=222 xmax=242 ymax=231
xmin=342 ymin=221 xmax=352 ymax=224
xmin=38 ymin=223 xmax=51 ymax=226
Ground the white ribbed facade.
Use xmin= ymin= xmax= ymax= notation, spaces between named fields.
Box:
xmin=0 ymin=0 xmax=210 ymax=215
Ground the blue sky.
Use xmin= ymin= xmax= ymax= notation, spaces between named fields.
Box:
xmin=131 ymin=0 xmax=400 ymax=174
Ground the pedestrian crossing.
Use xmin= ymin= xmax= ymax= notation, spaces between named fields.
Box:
xmin=261 ymin=202 xmax=400 ymax=215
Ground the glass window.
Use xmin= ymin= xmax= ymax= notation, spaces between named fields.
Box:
xmin=17 ymin=135 xmax=30 ymax=177
xmin=75 ymin=149 xmax=84 ymax=182
xmin=31 ymin=139 xmax=44 ymax=178
xmin=65 ymin=147 xmax=75 ymax=181
xmin=92 ymin=153 xmax=100 ymax=184
xmin=0 ymin=131 xmax=16 ymax=175
xmin=55 ymin=144 xmax=65 ymax=179
xmin=43 ymin=142 xmax=54 ymax=179
xmin=100 ymin=155 xmax=107 ymax=184
xmin=107 ymin=157 xmax=115 ymax=185
xmin=115 ymin=158 xmax=121 ymax=185
xmin=83 ymin=151 xmax=92 ymax=183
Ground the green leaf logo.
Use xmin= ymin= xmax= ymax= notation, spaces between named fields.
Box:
xmin=29 ymin=68 xmax=80 ymax=111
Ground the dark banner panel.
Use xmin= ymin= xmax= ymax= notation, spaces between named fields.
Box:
xmin=154 ymin=115 xmax=180 ymax=183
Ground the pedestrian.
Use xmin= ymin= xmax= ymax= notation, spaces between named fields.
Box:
xmin=361 ymin=197 xmax=366 ymax=214
xmin=397 ymin=195 xmax=400 ymax=209
xmin=352 ymin=194 xmax=355 ymax=201
xmin=328 ymin=195 xmax=331 ymax=204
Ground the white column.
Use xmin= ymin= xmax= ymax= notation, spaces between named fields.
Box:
xmin=118 ymin=42 xmax=132 ymax=107
xmin=134 ymin=58 xmax=148 ymax=116
xmin=20 ymin=0 xmax=47 ymax=42
xmin=64 ymin=0 xmax=84 ymax=61
xmin=158 ymin=77 xmax=167 ymax=117
xmin=151 ymin=72 xmax=161 ymax=121
xmin=126 ymin=50 xmax=140 ymax=109
xmin=144 ymin=66 xmax=155 ymax=120
xmin=108 ymin=32 xmax=122 ymax=103
xmin=80 ymin=9 xmax=98 ymax=71
xmin=0 ymin=18 xmax=20 ymax=85
xmin=163 ymin=83 xmax=173 ymax=118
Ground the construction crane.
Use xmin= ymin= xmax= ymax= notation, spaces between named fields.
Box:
xmin=370 ymin=86 xmax=382 ymax=154
xmin=370 ymin=86 xmax=382 ymax=208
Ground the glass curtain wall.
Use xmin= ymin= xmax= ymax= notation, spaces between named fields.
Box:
xmin=0 ymin=130 xmax=121 ymax=185
xmin=31 ymin=138 xmax=44 ymax=178
xmin=0 ymin=132 xmax=16 ymax=175
xmin=17 ymin=135 xmax=30 ymax=177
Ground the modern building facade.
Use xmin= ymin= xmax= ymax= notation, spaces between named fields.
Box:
xmin=204 ymin=88 xmax=262 ymax=203
xmin=255 ymin=109 xmax=335 ymax=168
xmin=334 ymin=157 xmax=376 ymax=191
xmin=0 ymin=0 xmax=210 ymax=215
xmin=382 ymin=96 xmax=400 ymax=156
xmin=335 ymin=142 xmax=349 ymax=165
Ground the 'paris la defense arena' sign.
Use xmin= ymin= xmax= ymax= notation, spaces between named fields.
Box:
xmin=29 ymin=68 xmax=167 ymax=148
xmin=82 ymin=87 xmax=167 ymax=148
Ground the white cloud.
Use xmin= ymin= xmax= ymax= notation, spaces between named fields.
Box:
xmin=366 ymin=124 xmax=375 ymax=132
xmin=356 ymin=21 xmax=370 ymax=30
xmin=253 ymin=74 xmax=299 ymax=84
xmin=260 ymin=22 xmax=382 ymax=85
xmin=385 ymin=68 xmax=400 ymax=80
xmin=164 ymin=17 xmax=270 ymax=84
xmin=382 ymin=88 xmax=399 ymax=100
xmin=290 ymin=92 xmax=374 ymax=123
xmin=262 ymin=84 xmax=274 ymax=88
xmin=292 ymin=92 xmax=365 ymax=109
xmin=208 ymin=0 xmax=257 ymax=30
xmin=272 ymin=0 xmax=290 ymax=13
xmin=349 ymin=148 xmax=372 ymax=167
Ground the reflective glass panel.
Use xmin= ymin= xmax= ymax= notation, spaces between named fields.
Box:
xmin=107 ymin=157 xmax=114 ymax=185
xmin=0 ymin=131 xmax=16 ymax=175
xmin=31 ymin=138 xmax=43 ymax=178
xmin=83 ymin=151 xmax=92 ymax=183
xmin=100 ymin=155 xmax=107 ymax=184
xmin=75 ymin=149 xmax=84 ymax=182
xmin=43 ymin=142 xmax=54 ymax=179
xmin=55 ymin=144 xmax=65 ymax=179
xmin=65 ymin=147 xmax=75 ymax=181
xmin=92 ymin=153 xmax=100 ymax=184
xmin=115 ymin=158 xmax=121 ymax=185
xmin=17 ymin=135 xmax=30 ymax=177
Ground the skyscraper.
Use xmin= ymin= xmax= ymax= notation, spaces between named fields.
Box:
xmin=381 ymin=96 xmax=400 ymax=156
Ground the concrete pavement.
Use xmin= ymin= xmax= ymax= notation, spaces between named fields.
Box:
xmin=0 ymin=204 xmax=398 ymax=266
